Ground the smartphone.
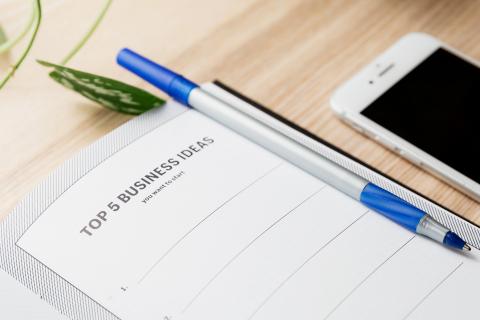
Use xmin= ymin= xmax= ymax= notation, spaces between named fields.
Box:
xmin=330 ymin=32 xmax=480 ymax=202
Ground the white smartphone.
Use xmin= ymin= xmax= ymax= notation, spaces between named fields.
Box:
xmin=330 ymin=32 xmax=480 ymax=202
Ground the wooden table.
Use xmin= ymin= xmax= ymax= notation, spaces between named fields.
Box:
xmin=1 ymin=0 xmax=479 ymax=225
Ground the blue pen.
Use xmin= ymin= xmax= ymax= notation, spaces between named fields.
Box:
xmin=117 ymin=48 xmax=471 ymax=252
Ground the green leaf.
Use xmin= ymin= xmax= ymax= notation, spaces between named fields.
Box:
xmin=0 ymin=0 xmax=41 ymax=90
xmin=38 ymin=60 xmax=165 ymax=115
xmin=0 ymin=25 xmax=7 ymax=46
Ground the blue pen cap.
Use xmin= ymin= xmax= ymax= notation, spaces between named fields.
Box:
xmin=116 ymin=48 xmax=198 ymax=105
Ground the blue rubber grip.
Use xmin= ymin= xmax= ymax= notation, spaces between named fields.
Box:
xmin=117 ymin=48 xmax=198 ymax=105
xmin=360 ymin=183 xmax=426 ymax=232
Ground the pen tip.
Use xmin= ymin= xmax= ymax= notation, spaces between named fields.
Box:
xmin=463 ymin=244 xmax=472 ymax=251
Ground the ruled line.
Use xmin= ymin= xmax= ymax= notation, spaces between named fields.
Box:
xmin=247 ymin=210 xmax=370 ymax=320
xmin=137 ymin=163 xmax=283 ymax=284
xmin=402 ymin=261 xmax=464 ymax=320
xmin=323 ymin=235 xmax=416 ymax=319
xmin=181 ymin=185 xmax=328 ymax=313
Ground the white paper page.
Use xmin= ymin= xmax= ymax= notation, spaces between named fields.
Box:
xmin=16 ymin=103 xmax=480 ymax=320
xmin=0 ymin=269 xmax=68 ymax=319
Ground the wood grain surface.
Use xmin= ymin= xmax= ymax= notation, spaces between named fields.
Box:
xmin=1 ymin=0 xmax=479 ymax=225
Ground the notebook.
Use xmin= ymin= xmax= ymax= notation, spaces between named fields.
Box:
xmin=1 ymin=82 xmax=479 ymax=320
xmin=0 ymin=269 xmax=68 ymax=319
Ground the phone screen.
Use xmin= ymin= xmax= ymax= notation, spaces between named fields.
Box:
xmin=361 ymin=48 xmax=480 ymax=184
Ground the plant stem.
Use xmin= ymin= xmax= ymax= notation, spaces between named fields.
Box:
xmin=0 ymin=0 xmax=37 ymax=54
xmin=60 ymin=0 xmax=113 ymax=66
xmin=0 ymin=0 xmax=41 ymax=90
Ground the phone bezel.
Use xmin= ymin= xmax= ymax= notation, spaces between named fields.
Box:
xmin=330 ymin=32 xmax=480 ymax=201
